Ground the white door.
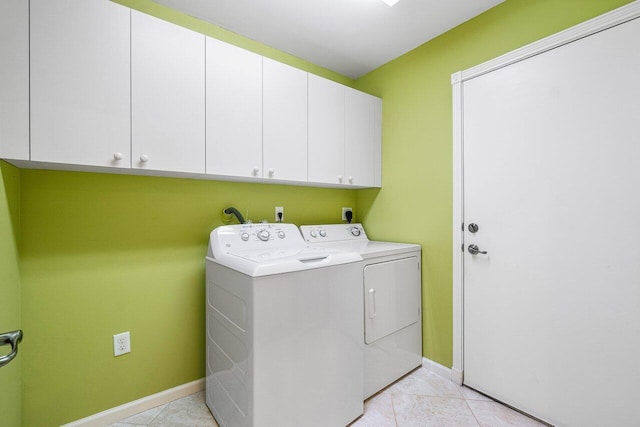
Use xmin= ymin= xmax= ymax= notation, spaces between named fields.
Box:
xmin=263 ymin=58 xmax=307 ymax=182
xmin=206 ymin=37 xmax=262 ymax=179
xmin=131 ymin=11 xmax=205 ymax=173
xmin=462 ymin=17 xmax=640 ymax=426
xmin=30 ymin=0 xmax=130 ymax=168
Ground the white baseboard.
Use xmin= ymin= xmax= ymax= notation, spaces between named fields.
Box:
xmin=61 ymin=378 xmax=205 ymax=427
xmin=422 ymin=357 xmax=457 ymax=382
xmin=451 ymin=367 xmax=464 ymax=385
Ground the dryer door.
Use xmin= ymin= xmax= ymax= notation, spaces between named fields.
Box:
xmin=364 ymin=256 xmax=420 ymax=344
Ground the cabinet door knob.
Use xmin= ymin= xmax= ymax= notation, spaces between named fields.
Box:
xmin=348 ymin=176 xmax=353 ymax=183
xmin=113 ymin=152 xmax=124 ymax=161
xmin=268 ymin=168 xmax=275 ymax=176
xmin=338 ymin=175 xmax=343 ymax=182
xmin=140 ymin=155 xmax=149 ymax=163
xmin=252 ymin=166 xmax=260 ymax=175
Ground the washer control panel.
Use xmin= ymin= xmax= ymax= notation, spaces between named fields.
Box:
xmin=299 ymin=224 xmax=369 ymax=243
xmin=210 ymin=223 xmax=304 ymax=258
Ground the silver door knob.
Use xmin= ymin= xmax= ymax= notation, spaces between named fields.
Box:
xmin=468 ymin=244 xmax=487 ymax=255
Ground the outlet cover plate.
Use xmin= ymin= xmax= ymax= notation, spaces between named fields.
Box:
xmin=113 ymin=331 xmax=131 ymax=357
xmin=342 ymin=207 xmax=353 ymax=221
xmin=275 ymin=206 xmax=284 ymax=222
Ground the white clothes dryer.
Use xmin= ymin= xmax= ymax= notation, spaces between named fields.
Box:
xmin=300 ymin=224 xmax=422 ymax=399
xmin=205 ymin=223 xmax=364 ymax=427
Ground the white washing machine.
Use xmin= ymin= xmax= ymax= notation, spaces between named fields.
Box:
xmin=205 ymin=223 xmax=364 ymax=427
xmin=300 ymin=224 xmax=422 ymax=399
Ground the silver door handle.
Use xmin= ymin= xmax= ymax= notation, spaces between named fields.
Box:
xmin=468 ymin=244 xmax=487 ymax=255
xmin=368 ymin=289 xmax=377 ymax=319
xmin=0 ymin=330 xmax=23 ymax=368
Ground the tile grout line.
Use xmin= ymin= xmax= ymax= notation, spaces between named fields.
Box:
xmin=146 ymin=401 xmax=168 ymax=426
xmin=389 ymin=392 xmax=400 ymax=427
xmin=464 ymin=398 xmax=483 ymax=427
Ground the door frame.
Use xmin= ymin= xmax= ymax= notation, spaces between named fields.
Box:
xmin=450 ymin=0 xmax=640 ymax=386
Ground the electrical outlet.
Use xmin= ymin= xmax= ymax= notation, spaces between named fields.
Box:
xmin=113 ymin=331 xmax=130 ymax=357
xmin=342 ymin=207 xmax=353 ymax=221
xmin=275 ymin=206 xmax=284 ymax=222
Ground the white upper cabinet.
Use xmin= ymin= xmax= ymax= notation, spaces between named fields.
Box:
xmin=8 ymin=0 xmax=382 ymax=187
xmin=345 ymin=88 xmax=382 ymax=188
xmin=308 ymin=75 xmax=345 ymax=185
xmin=263 ymin=58 xmax=308 ymax=182
xmin=30 ymin=0 xmax=131 ymax=168
xmin=206 ymin=37 xmax=262 ymax=178
xmin=0 ymin=0 xmax=29 ymax=160
xmin=131 ymin=11 xmax=205 ymax=174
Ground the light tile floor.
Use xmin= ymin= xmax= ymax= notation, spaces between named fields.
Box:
xmin=109 ymin=367 xmax=546 ymax=426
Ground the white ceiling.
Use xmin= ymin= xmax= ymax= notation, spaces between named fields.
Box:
xmin=151 ymin=0 xmax=504 ymax=79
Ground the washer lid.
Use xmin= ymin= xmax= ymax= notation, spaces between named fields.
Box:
xmin=212 ymin=246 xmax=361 ymax=277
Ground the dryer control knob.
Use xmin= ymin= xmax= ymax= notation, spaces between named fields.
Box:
xmin=257 ymin=230 xmax=270 ymax=241
xmin=310 ymin=230 xmax=317 ymax=238
xmin=319 ymin=230 xmax=327 ymax=237
xmin=350 ymin=227 xmax=361 ymax=237
xmin=277 ymin=231 xmax=286 ymax=239
xmin=241 ymin=232 xmax=250 ymax=241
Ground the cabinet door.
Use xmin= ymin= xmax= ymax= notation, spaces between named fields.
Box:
xmin=263 ymin=58 xmax=307 ymax=182
xmin=131 ymin=11 xmax=205 ymax=174
xmin=308 ymin=75 xmax=345 ymax=185
xmin=0 ymin=0 xmax=29 ymax=160
xmin=345 ymin=88 xmax=382 ymax=187
xmin=206 ymin=37 xmax=262 ymax=178
xmin=30 ymin=0 xmax=130 ymax=168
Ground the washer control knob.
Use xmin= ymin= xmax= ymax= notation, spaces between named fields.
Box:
xmin=241 ymin=232 xmax=250 ymax=241
xmin=319 ymin=230 xmax=327 ymax=237
xmin=310 ymin=230 xmax=317 ymax=238
xmin=277 ymin=231 xmax=286 ymax=239
xmin=257 ymin=230 xmax=270 ymax=241
xmin=350 ymin=227 xmax=361 ymax=237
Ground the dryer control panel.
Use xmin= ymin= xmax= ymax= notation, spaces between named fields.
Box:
xmin=300 ymin=223 xmax=368 ymax=243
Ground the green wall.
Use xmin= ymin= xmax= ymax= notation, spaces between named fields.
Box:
xmin=355 ymin=0 xmax=633 ymax=366
xmin=0 ymin=161 xmax=22 ymax=427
